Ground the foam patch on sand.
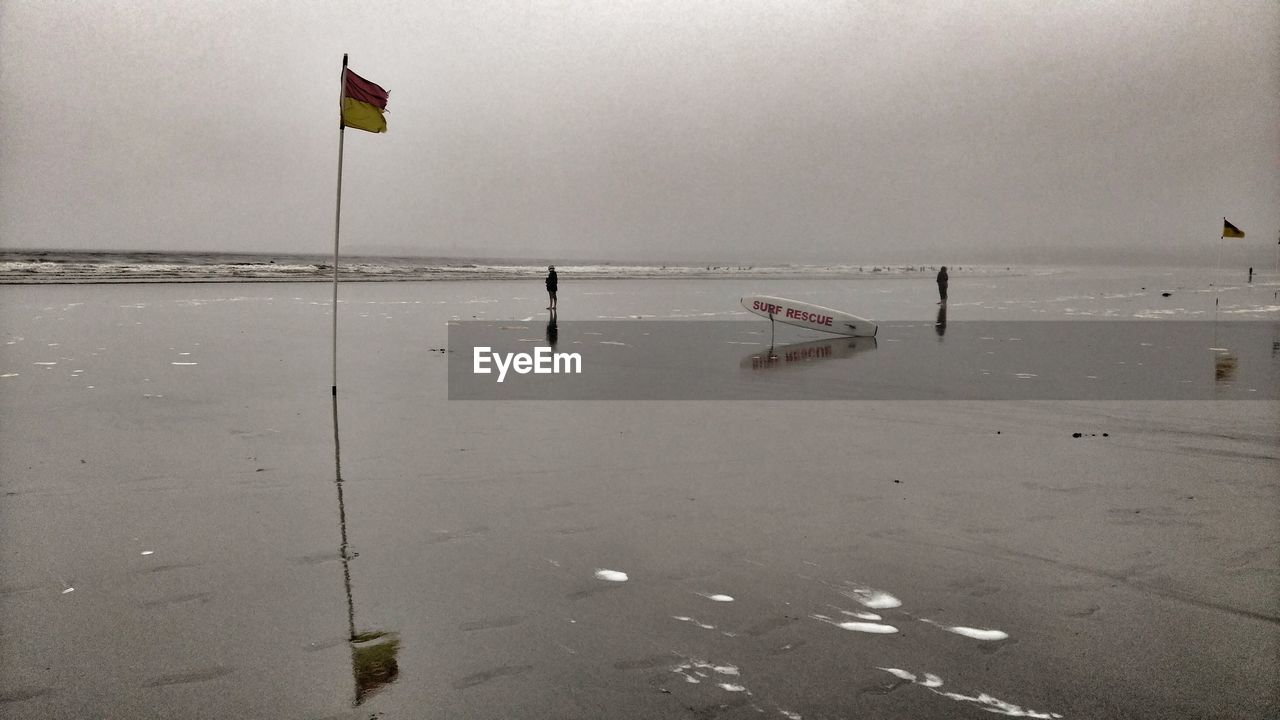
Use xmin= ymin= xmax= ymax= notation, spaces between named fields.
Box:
xmin=671 ymin=659 xmax=741 ymax=685
xmin=876 ymin=668 xmax=1060 ymax=718
xmin=672 ymin=616 xmax=716 ymax=630
xmin=841 ymin=610 xmax=882 ymax=621
xmin=698 ymin=592 xmax=735 ymax=602
xmin=718 ymin=683 xmax=747 ymax=692
xmin=594 ymin=569 xmax=628 ymax=582
xmin=811 ymin=613 xmax=898 ymax=634
xmin=941 ymin=624 xmax=1007 ymax=641
xmin=840 ymin=586 xmax=902 ymax=609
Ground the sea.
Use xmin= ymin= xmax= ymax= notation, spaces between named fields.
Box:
xmin=0 ymin=250 xmax=1019 ymax=283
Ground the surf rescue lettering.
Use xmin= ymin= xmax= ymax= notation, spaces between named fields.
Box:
xmin=751 ymin=300 xmax=833 ymax=327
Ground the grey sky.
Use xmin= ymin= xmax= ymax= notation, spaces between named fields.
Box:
xmin=1 ymin=1 xmax=1276 ymax=264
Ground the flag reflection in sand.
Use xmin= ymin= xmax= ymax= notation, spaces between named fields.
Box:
xmin=332 ymin=394 xmax=400 ymax=705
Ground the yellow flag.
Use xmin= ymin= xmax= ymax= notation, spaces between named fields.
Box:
xmin=343 ymin=97 xmax=387 ymax=133
xmin=1222 ymin=219 xmax=1245 ymax=238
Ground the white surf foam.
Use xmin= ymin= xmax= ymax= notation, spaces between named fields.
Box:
xmin=594 ymin=569 xmax=628 ymax=582
xmin=876 ymin=668 xmax=1060 ymax=718
xmin=671 ymin=659 xmax=741 ymax=686
xmin=935 ymin=690 xmax=1062 ymax=718
xmin=698 ymin=593 xmax=735 ymax=602
xmin=920 ymin=618 xmax=1009 ymax=640
xmin=840 ymin=586 xmax=902 ymax=609
xmin=672 ymin=616 xmax=716 ymax=630
xmin=840 ymin=610 xmax=883 ymax=621
xmin=811 ymin=613 xmax=898 ymax=634
xmin=944 ymin=626 xmax=1009 ymax=641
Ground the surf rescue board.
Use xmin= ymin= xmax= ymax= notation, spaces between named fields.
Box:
xmin=741 ymin=295 xmax=877 ymax=337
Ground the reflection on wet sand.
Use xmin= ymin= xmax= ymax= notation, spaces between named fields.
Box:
xmin=1214 ymin=350 xmax=1238 ymax=382
xmin=935 ymin=305 xmax=947 ymax=338
xmin=742 ymin=336 xmax=877 ymax=371
xmin=332 ymin=395 xmax=400 ymax=706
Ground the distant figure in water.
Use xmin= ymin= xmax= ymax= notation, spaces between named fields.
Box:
xmin=936 ymin=266 xmax=949 ymax=304
xmin=545 ymin=265 xmax=558 ymax=310
xmin=1248 ymin=266 xmax=1253 ymax=283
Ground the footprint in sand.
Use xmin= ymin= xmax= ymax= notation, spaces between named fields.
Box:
xmin=458 ymin=615 xmax=523 ymax=632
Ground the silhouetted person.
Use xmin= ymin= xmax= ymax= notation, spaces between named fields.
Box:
xmin=935 ymin=304 xmax=947 ymax=338
xmin=936 ymin=266 xmax=949 ymax=304
xmin=1248 ymin=266 xmax=1253 ymax=283
xmin=545 ymin=265 xmax=558 ymax=310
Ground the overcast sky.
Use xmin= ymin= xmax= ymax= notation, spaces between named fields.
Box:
xmin=1 ymin=1 xmax=1276 ymax=264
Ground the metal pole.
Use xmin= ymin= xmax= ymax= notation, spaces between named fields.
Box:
xmin=332 ymin=54 xmax=348 ymax=396
xmin=1214 ymin=219 xmax=1223 ymax=322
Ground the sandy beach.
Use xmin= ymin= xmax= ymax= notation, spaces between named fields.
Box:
xmin=1 ymin=274 xmax=1277 ymax=719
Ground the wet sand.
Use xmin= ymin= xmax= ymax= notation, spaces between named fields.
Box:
xmin=1 ymin=279 xmax=1276 ymax=719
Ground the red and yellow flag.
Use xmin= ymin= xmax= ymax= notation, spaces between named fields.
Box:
xmin=1222 ymin=218 xmax=1245 ymax=238
xmin=343 ymin=69 xmax=388 ymax=133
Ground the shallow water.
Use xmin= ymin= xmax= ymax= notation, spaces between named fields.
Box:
xmin=1 ymin=275 xmax=1276 ymax=719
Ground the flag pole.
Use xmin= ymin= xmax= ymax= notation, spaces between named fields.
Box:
xmin=332 ymin=54 xmax=348 ymax=396
xmin=1214 ymin=218 xmax=1223 ymax=319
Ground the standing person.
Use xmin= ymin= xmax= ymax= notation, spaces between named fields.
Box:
xmin=1248 ymin=266 xmax=1253 ymax=283
xmin=936 ymin=266 xmax=949 ymax=304
xmin=545 ymin=265 xmax=558 ymax=310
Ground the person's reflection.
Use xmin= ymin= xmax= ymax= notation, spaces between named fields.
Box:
xmin=935 ymin=304 xmax=947 ymax=338
xmin=546 ymin=310 xmax=558 ymax=347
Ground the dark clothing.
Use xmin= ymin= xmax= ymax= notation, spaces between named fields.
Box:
xmin=936 ymin=269 xmax=948 ymax=301
xmin=546 ymin=271 xmax=558 ymax=292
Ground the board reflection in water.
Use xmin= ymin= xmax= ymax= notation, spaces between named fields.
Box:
xmin=743 ymin=336 xmax=877 ymax=371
